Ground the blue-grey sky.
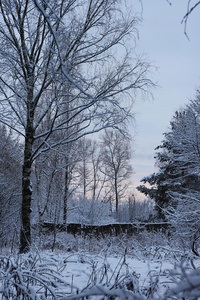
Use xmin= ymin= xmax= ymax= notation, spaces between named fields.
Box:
xmin=130 ymin=1 xmax=200 ymax=189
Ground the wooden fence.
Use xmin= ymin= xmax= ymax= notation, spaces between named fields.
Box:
xmin=42 ymin=222 xmax=170 ymax=237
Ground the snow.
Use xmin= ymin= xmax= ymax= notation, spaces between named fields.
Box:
xmin=0 ymin=249 xmax=182 ymax=299
xmin=1 ymin=232 xmax=200 ymax=299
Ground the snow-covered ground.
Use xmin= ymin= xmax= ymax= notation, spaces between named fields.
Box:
xmin=1 ymin=232 xmax=200 ymax=299
xmin=38 ymin=250 xmax=175 ymax=296
xmin=0 ymin=250 xmax=173 ymax=299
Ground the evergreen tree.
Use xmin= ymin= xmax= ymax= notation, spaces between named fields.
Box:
xmin=137 ymin=91 xmax=200 ymax=226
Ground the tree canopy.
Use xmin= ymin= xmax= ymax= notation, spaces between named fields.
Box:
xmin=0 ymin=0 xmax=153 ymax=252
xmin=137 ymin=90 xmax=200 ymax=240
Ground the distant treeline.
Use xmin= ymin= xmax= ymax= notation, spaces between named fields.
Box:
xmin=42 ymin=222 xmax=170 ymax=237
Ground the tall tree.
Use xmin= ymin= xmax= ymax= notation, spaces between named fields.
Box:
xmin=62 ymin=141 xmax=80 ymax=225
xmin=100 ymin=130 xmax=133 ymax=212
xmin=90 ymin=140 xmax=103 ymax=201
xmin=137 ymin=135 xmax=181 ymax=220
xmin=0 ymin=0 xmax=152 ymax=252
xmin=32 ymin=148 xmax=64 ymax=233
xmin=76 ymin=137 xmax=92 ymax=199
xmin=138 ymin=91 xmax=200 ymax=241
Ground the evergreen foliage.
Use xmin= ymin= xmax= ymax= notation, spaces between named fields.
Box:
xmin=137 ymin=91 xmax=200 ymax=239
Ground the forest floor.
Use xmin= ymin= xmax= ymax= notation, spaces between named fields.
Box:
xmin=0 ymin=231 xmax=200 ymax=299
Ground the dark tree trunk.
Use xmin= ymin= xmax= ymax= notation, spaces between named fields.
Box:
xmin=63 ymin=162 xmax=69 ymax=225
xmin=83 ymin=158 xmax=87 ymax=199
xmin=19 ymin=105 xmax=34 ymax=253
xmin=115 ymin=175 xmax=118 ymax=212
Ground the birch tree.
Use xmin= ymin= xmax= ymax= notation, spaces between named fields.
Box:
xmin=89 ymin=140 xmax=103 ymax=201
xmin=100 ymin=130 xmax=133 ymax=212
xmin=0 ymin=0 xmax=152 ymax=252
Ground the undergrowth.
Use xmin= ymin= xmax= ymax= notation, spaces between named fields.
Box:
xmin=0 ymin=231 xmax=200 ymax=299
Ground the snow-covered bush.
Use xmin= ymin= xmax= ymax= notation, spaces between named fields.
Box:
xmin=166 ymin=190 xmax=200 ymax=252
xmin=0 ymin=254 xmax=69 ymax=299
xmin=165 ymin=260 xmax=200 ymax=299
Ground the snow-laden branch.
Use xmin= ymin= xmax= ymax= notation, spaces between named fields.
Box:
xmin=33 ymin=0 xmax=95 ymax=100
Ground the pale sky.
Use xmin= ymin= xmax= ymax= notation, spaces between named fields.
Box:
xmin=130 ymin=1 xmax=200 ymax=189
